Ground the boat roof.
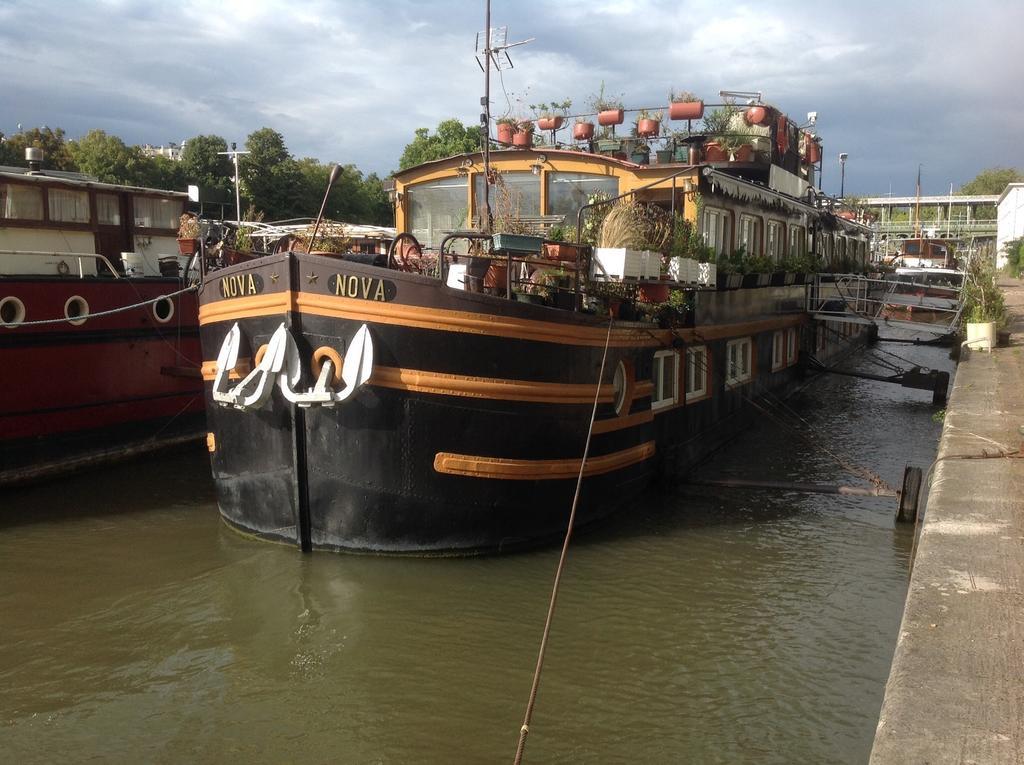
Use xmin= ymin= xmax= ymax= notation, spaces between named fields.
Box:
xmin=0 ymin=167 xmax=188 ymax=198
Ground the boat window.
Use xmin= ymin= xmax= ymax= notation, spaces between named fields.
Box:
xmin=407 ymin=177 xmax=470 ymax=249
xmin=547 ymin=172 xmax=618 ymax=226
xmin=738 ymin=215 xmax=761 ymax=256
xmin=49 ymin=188 xmax=91 ymax=223
xmin=473 ymin=171 xmax=541 ymax=227
xmin=153 ymin=297 xmax=175 ymax=323
xmin=685 ymin=345 xmax=708 ymax=401
xmin=0 ymin=296 xmax=26 ymax=328
xmin=788 ymin=225 xmax=805 ymax=257
xmin=651 ymin=350 xmax=679 ymax=410
xmin=132 ymin=195 xmax=183 ymax=230
xmin=771 ymin=330 xmax=785 ymax=371
xmin=612 ymin=360 xmax=628 ymax=415
xmin=0 ymin=183 xmax=44 ymax=220
xmin=97 ymin=193 xmax=121 ymax=225
xmin=786 ymin=327 xmax=798 ymax=364
xmin=64 ymin=295 xmax=89 ymax=326
xmin=725 ymin=337 xmax=753 ymax=387
xmin=766 ymin=221 xmax=784 ymax=262
xmin=702 ymin=207 xmax=729 ymax=256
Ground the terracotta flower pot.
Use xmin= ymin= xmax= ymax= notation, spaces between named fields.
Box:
xmin=744 ymin=106 xmax=769 ymax=126
xmin=512 ymin=128 xmax=533 ymax=148
xmin=704 ymin=141 xmax=728 ymax=162
xmin=804 ymin=135 xmax=821 ymax=163
xmin=496 ymin=122 xmax=514 ymax=144
xmin=636 ymin=118 xmax=660 ymax=138
xmin=668 ymin=100 xmax=704 ymax=121
xmin=638 ymin=281 xmax=670 ymax=303
xmin=731 ymin=144 xmax=754 ymax=162
xmin=598 ymin=109 xmax=624 ymax=127
xmin=177 ymin=238 xmax=198 ymax=256
xmin=484 ymin=263 xmax=508 ymax=289
xmin=573 ymin=121 xmax=595 ymax=140
xmin=543 ymin=243 xmax=581 ymax=262
xmin=536 ymin=116 xmax=564 ymax=131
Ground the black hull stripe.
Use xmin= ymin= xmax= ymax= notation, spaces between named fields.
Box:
xmin=0 ymin=326 xmax=199 ymax=349
xmin=1 ymin=389 xmax=203 ymax=419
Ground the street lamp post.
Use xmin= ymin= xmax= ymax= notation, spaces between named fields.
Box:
xmin=839 ymin=152 xmax=848 ymax=199
xmin=218 ymin=142 xmax=250 ymax=225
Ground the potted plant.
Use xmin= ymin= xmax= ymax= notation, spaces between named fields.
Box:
xmin=573 ymin=119 xmax=595 ymax=141
xmin=177 ymin=213 xmax=201 ymax=255
xmin=962 ymin=255 xmax=1007 ymax=351
xmin=701 ymin=107 xmax=737 ymax=162
xmin=495 ymin=116 xmax=517 ymax=145
xmin=589 ymin=82 xmax=625 ymax=132
xmin=636 ymin=109 xmax=662 ymax=138
xmin=593 ymin=200 xmax=670 ymax=284
xmin=543 ymin=224 xmax=584 ymax=262
xmin=668 ymin=89 xmax=704 ymax=121
xmin=223 ymin=206 xmax=264 ymax=265
xmin=512 ymin=121 xmax=534 ymax=148
xmin=532 ymin=99 xmax=572 ymax=132
xmin=630 ymin=140 xmax=650 ymax=165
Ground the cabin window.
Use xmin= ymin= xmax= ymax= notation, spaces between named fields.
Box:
xmin=0 ymin=183 xmax=44 ymax=220
xmin=725 ymin=337 xmax=753 ymax=387
xmin=771 ymin=330 xmax=785 ymax=371
xmin=407 ymin=177 xmax=469 ymax=249
xmin=547 ymin=172 xmax=618 ymax=225
xmin=766 ymin=221 xmax=785 ymax=261
xmin=685 ymin=345 xmax=708 ymax=401
xmin=738 ymin=214 xmax=761 ymax=256
xmin=49 ymin=188 xmax=90 ymax=223
xmin=651 ymin=350 xmax=679 ymax=410
xmin=96 ymin=194 xmax=121 ymax=225
xmin=786 ymin=327 xmax=798 ymax=364
xmin=788 ymin=225 xmax=805 ymax=257
xmin=132 ymin=196 xmax=182 ymax=230
xmin=473 ymin=171 xmax=541 ymax=227
xmin=703 ymin=207 xmax=729 ymax=256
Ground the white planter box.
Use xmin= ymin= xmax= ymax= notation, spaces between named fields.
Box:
xmin=668 ymin=257 xmax=698 ymax=283
xmin=592 ymin=247 xmax=652 ymax=280
xmin=965 ymin=321 xmax=996 ymax=352
xmin=698 ymin=261 xmax=717 ymax=286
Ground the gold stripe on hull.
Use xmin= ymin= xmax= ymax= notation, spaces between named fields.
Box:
xmin=202 ymin=360 xmax=614 ymax=404
xmin=433 ymin=441 xmax=656 ymax=480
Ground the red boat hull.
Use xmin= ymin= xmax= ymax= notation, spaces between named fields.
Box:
xmin=0 ymin=277 xmax=205 ymax=483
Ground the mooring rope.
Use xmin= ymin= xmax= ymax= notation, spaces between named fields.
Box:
xmin=10 ymin=284 xmax=199 ymax=327
xmin=512 ymin=313 xmax=615 ymax=765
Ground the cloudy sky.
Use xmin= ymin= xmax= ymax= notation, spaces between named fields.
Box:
xmin=1 ymin=0 xmax=1021 ymax=196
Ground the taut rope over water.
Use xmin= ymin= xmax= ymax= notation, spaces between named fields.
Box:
xmin=512 ymin=313 xmax=615 ymax=765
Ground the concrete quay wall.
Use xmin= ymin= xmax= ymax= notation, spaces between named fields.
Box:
xmin=871 ymin=282 xmax=1024 ymax=763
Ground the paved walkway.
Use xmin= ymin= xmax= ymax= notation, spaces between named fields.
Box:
xmin=871 ymin=280 xmax=1024 ymax=763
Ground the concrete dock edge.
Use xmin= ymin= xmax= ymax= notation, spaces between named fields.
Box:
xmin=870 ymin=282 xmax=1024 ymax=764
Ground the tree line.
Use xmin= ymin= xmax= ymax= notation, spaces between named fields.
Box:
xmin=0 ymin=126 xmax=392 ymax=226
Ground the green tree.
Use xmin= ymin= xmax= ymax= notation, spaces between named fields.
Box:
xmin=240 ymin=127 xmax=304 ymax=220
xmin=0 ymin=133 xmax=18 ymax=165
xmin=2 ymin=126 xmax=76 ymax=170
xmin=180 ymin=134 xmax=233 ymax=198
xmin=134 ymin=154 xmax=186 ymax=191
xmin=958 ymin=167 xmax=1024 ymax=196
xmin=398 ymin=119 xmax=482 ymax=170
xmin=68 ymin=129 xmax=142 ymax=184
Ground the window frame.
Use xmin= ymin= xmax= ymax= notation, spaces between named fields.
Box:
xmin=725 ymin=337 xmax=753 ymax=387
xmin=651 ymin=349 xmax=680 ymax=411
xmin=684 ymin=345 xmax=710 ymax=402
xmin=786 ymin=327 xmax=798 ymax=365
xmin=771 ymin=330 xmax=785 ymax=371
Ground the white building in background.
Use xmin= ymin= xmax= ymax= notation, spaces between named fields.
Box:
xmin=140 ymin=142 xmax=185 ymax=161
xmin=996 ymin=183 xmax=1024 ymax=266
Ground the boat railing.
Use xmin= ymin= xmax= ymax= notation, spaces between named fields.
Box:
xmin=0 ymin=249 xmax=123 ymax=278
xmin=808 ymin=273 xmax=965 ymax=336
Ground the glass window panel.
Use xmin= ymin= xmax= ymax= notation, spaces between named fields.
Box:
xmin=473 ymin=171 xmax=542 ymax=228
xmin=546 ymin=172 xmax=618 ymax=227
xmin=133 ymin=196 xmax=183 ymax=230
xmin=0 ymin=183 xmax=44 ymax=220
xmin=48 ymin=188 xmax=90 ymax=223
xmin=96 ymin=193 xmax=121 ymax=225
xmin=408 ymin=177 xmax=470 ymax=249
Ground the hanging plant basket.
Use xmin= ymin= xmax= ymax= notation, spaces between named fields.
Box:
xmin=744 ymin=106 xmax=769 ymax=126
xmin=636 ymin=118 xmax=660 ymax=138
xmin=668 ymin=100 xmax=704 ymax=120
xmin=731 ymin=144 xmax=754 ymax=162
xmin=496 ymin=122 xmax=515 ymax=144
xmin=598 ymin=109 xmax=624 ymax=127
xmin=536 ymin=116 xmax=564 ymax=131
xmin=512 ymin=128 xmax=534 ymax=149
xmin=573 ymin=121 xmax=595 ymax=140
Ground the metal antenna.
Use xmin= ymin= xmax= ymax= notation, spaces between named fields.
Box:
xmin=475 ymin=4 xmax=533 ymax=234
xmin=308 ymin=164 xmax=342 ymax=253
xmin=218 ymin=143 xmax=250 ymax=225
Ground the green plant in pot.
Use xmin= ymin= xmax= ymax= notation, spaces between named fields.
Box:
xmin=531 ymin=99 xmax=572 ymax=133
xmin=962 ymin=253 xmax=1007 ymax=349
